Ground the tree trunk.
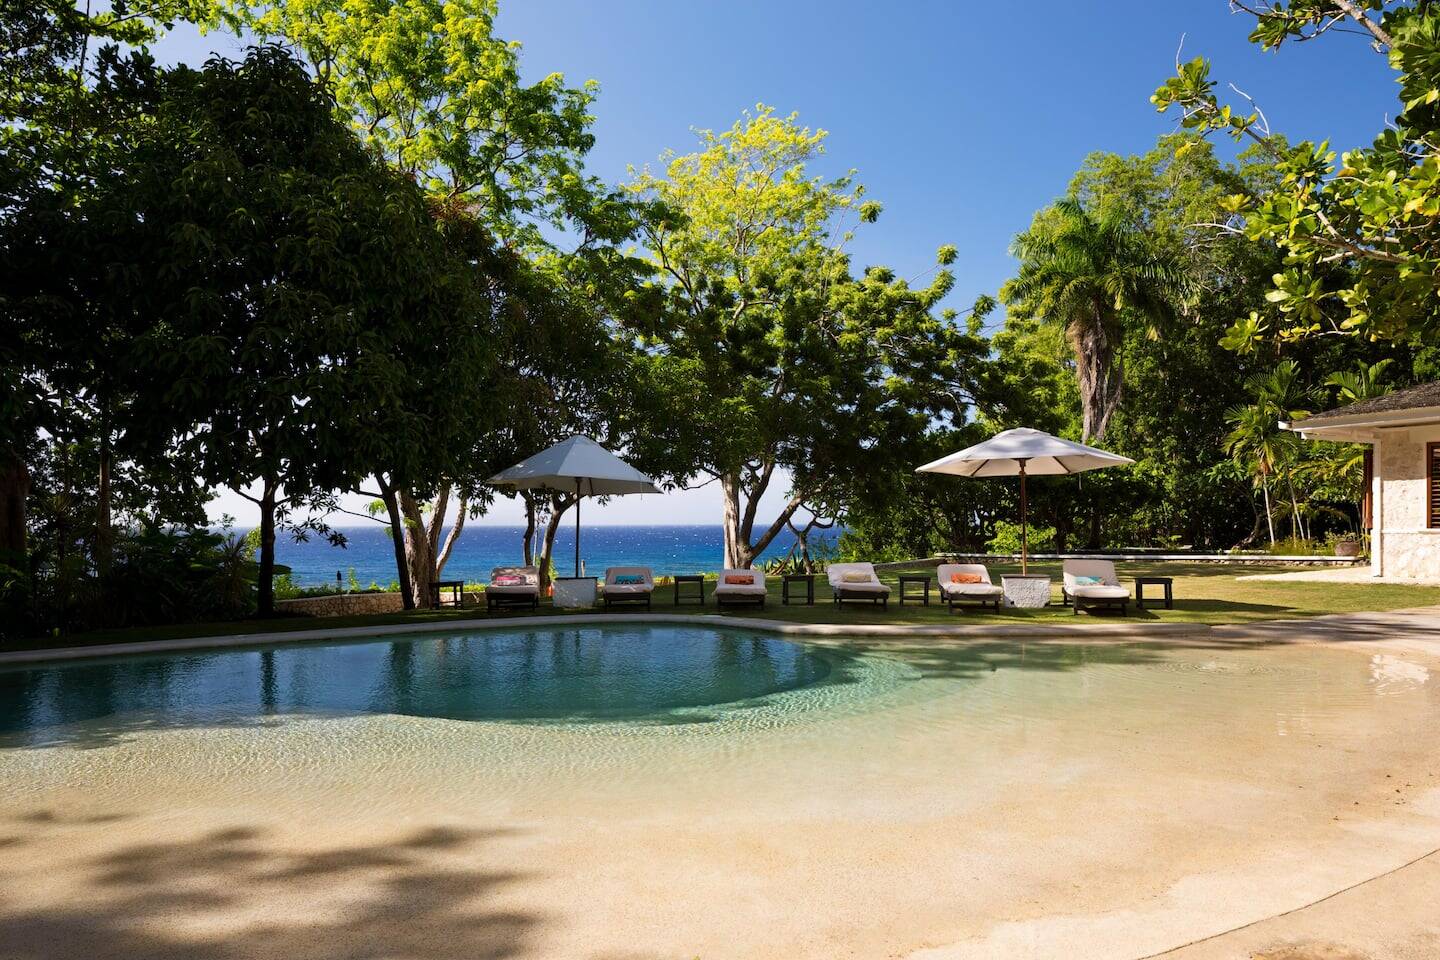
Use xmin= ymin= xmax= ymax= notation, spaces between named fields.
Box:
xmin=720 ymin=470 xmax=805 ymax=568
xmin=94 ymin=437 xmax=113 ymax=574
xmin=376 ymin=476 xmax=415 ymax=610
xmin=1261 ymin=481 xmax=1276 ymax=546
xmin=1087 ymin=502 xmax=1102 ymax=550
xmin=0 ymin=449 xmax=28 ymax=562
xmin=257 ymin=477 xmax=278 ymax=617
xmin=1069 ymin=310 xmax=1122 ymax=442
xmin=538 ymin=497 xmax=573 ymax=590
xmin=522 ymin=495 xmax=536 ymax=566
xmin=721 ymin=472 xmax=748 ymax=568
xmin=398 ymin=490 xmax=436 ymax=608
xmin=434 ymin=493 xmax=467 ymax=581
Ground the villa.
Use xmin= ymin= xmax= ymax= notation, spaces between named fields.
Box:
xmin=1287 ymin=381 xmax=1440 ymax=579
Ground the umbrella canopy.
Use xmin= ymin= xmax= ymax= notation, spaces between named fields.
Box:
xmin=489 ymin=436 xmax=660 ymax=576
xmin=916 ymin=428 xmax=1133 ymax=572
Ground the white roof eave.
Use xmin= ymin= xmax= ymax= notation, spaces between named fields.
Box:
xmin=1284 ymin=405 xmax=1440 ymax=442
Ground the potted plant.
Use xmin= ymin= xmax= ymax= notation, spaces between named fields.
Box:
xmin=1334 ymin=535 xmax=1362 ymax=558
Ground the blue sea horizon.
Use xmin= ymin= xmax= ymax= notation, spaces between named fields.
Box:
xmin=255 ymin=523 xmax=834 ymax=587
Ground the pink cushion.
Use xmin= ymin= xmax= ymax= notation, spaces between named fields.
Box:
xmin=492 ymin=574 xmax=524 ymax=586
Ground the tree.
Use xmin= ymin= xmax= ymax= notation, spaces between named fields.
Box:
xmin=40 ymin=47 xmax=496 ymax=615
xmin=1225 ymin=361 xmax=1312 ymax=545
xmin=0 ymin=0 xmax=206 ymax=607
xmin=624 ymin=106 xmax=992 ymax=567
xmin=1152 ymin=1 xmax=1440 ymax=349
xmin=1002 ymin=197 xmax=1180 ymax=442
xmin=202 ymin=0 xmax=647 ymax=603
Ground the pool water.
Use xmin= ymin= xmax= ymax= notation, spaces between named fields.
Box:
xmin=0 ymin=627 xmax=857 ymax=740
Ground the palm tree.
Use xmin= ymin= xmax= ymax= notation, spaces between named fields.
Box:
xmin=1225 ymin=360 xmax=1311 ymax=546
xmin=1003 ymin=198 xmax=1180 ymax=441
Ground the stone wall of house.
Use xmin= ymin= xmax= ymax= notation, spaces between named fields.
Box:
xmin=1379 ymin=422 xmax=1440 ymax=578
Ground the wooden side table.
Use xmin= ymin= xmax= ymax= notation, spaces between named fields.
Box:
xmin=673 ymin=574 xmax=705 ymax=605
xmin=431 ymin=580 xmax=464 ymax=608
xmin=898 ymin=574 xmax=931 ymax=605
xmin=782 ymin=573 xmax=815 ymax=605
xmin=1135 ymin=576 xmax=1174 ymax=609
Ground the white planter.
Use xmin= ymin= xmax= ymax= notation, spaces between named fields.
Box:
xmin=1001 ymin=575 xmax=1051 ymax=608
xmin=552 ymin=577 xmax=598 ymax=609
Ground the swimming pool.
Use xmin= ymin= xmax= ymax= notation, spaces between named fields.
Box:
xmin=3 ymin=623 xmax=1439 ymax=960
xmin=0 ymin=626 xmax=877 ymax=742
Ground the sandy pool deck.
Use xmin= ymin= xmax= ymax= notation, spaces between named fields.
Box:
xmin=3 ymin=609 xmax=1440 ymax=959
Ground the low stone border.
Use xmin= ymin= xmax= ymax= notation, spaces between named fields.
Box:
xmin=0 ymin=614 xmax=1213 ymax=666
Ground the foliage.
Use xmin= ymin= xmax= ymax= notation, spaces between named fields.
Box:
xmin=1002 ymin=196 xmax=1180 ymax=441
xmin=623 ymin=106 xmax=995 ymax=567
xmin=984 ymin=520 xmax=1056 ymax=556
xmin=1153 ymin=1 xmax=1440 ymax=348
xmin=201 ymin=0 xmax=637 ymax=252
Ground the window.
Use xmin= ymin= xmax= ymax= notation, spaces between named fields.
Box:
xmin=1429 ymin=443 xmax=1440 ymax=529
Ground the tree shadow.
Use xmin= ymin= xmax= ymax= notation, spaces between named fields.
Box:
xmin=0 ymin=813 xmax=541 ymax=960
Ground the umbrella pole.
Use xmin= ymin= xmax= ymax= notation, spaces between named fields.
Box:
xmin=1019 ymin=460 xmax=1029 ymax=575
xmin=575 ymin=479 xmax=582 ymax=577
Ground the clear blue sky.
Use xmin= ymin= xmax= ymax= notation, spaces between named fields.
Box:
xmin=172 ymin=1 xmax=1397 ymax=526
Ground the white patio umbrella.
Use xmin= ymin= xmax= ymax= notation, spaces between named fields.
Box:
xmin=916 ymin=428 xmax=1134 ymax=573
xmin=489 ymin=435 xmax=661 ymax=577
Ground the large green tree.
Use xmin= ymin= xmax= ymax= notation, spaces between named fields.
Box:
xmin=1153 ymin=0 xmax=1440 ymax=349
xmin=20 ymin=47 xmax=495 ymax=616
xmin=624 ymin=107 xmax=993 ymax=567
xmin=202 ymin=0 xmax=648 ymax=603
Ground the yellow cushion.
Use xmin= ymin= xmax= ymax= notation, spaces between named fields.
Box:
xmin=842 ymin=571 xmax=870 ymax=583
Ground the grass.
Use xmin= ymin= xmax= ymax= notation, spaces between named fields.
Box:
xmin=6 ymin=561 xmax=1438 ymax=655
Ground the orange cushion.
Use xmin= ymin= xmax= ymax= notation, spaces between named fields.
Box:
xmin=724 ymin=574 xmax=755 ymax=585
xmin=951 ymin=573 xmax=982 ymax=584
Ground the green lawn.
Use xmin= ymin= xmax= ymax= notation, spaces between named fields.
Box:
xmin=7 ymin=561 xmax=1438 ymax=655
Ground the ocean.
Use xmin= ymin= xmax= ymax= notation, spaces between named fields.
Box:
xmin=267 ymin=524 xmax=833 ymax=587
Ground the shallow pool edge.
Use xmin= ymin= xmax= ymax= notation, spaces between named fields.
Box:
xmin=0 ymin=614 xmax=1216 ymax=666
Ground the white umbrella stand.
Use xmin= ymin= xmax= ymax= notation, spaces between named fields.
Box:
xmin=916 ymin=428 xmax=1134 ymax=573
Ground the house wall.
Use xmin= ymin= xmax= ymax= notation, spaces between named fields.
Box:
xmin=1378 ymin=423 xmax=1440 ymax=578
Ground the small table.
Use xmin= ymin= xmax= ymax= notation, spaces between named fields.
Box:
xmin=898 ymin=574 xmax=931 ymax=605
xmin=1135 ymin=576 xmax=1174 ymax=610
xmin=1001 ymin=574 xmax=1051 ymax=609
xmin=782 ymin=573 xmax=815 ymax=605
xmin=430 ymin=580 xmax=464 ymax=608
xmin=673 ymin=574 xmax=706 ymax=605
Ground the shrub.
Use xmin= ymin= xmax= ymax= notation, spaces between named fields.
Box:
xmin=985 ymin=520 xmax=1055 ymax=556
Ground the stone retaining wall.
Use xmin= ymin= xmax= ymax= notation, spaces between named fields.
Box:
xmin=275 ymin=593 xmax=406 ymax=617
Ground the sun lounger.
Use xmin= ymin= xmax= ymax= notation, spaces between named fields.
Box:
xmin=713 ymin=568 xmax=767 ymax=608
xmin=936 ymin=563 xmax=1004 ymax=612
xmin=827 ymin=562 xmax=891 ymax=609
xmin=1061 ymin=559 xmax=1130 ymax=615
xmin=487 ymin=565 xmax=540 ymax=612
xmin=602 ymin=566 xmax=654 ymax=610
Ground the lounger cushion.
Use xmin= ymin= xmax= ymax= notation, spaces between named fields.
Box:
xmin=487 ymin=583 xmax=539 ymax=596
xmin=605 ymin=583 xmax=653 ymax=595
xmin=714 ymin=583 xmax=766 ymax=595
xmin=950 ymin=572 xmax=983 ymax=584
xmin=943 ymin=582 xmax=1003 ymax=597
xmin=840 ymin=571 xmax=871 ymax=583
xmin=1071 ymin=584 xmax=1129 ymax=600
xmin=724 ymin=574 xmax=755 ymax=585
xmin=834 ymin=581 xmax=890 ymax=594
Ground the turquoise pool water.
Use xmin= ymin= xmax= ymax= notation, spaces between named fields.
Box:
xmin=0 ymin=627 xmax=855 ymax=742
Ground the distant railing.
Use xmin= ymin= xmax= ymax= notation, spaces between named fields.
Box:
xmin=874 ymin=552 xmax=1365 ymax=571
